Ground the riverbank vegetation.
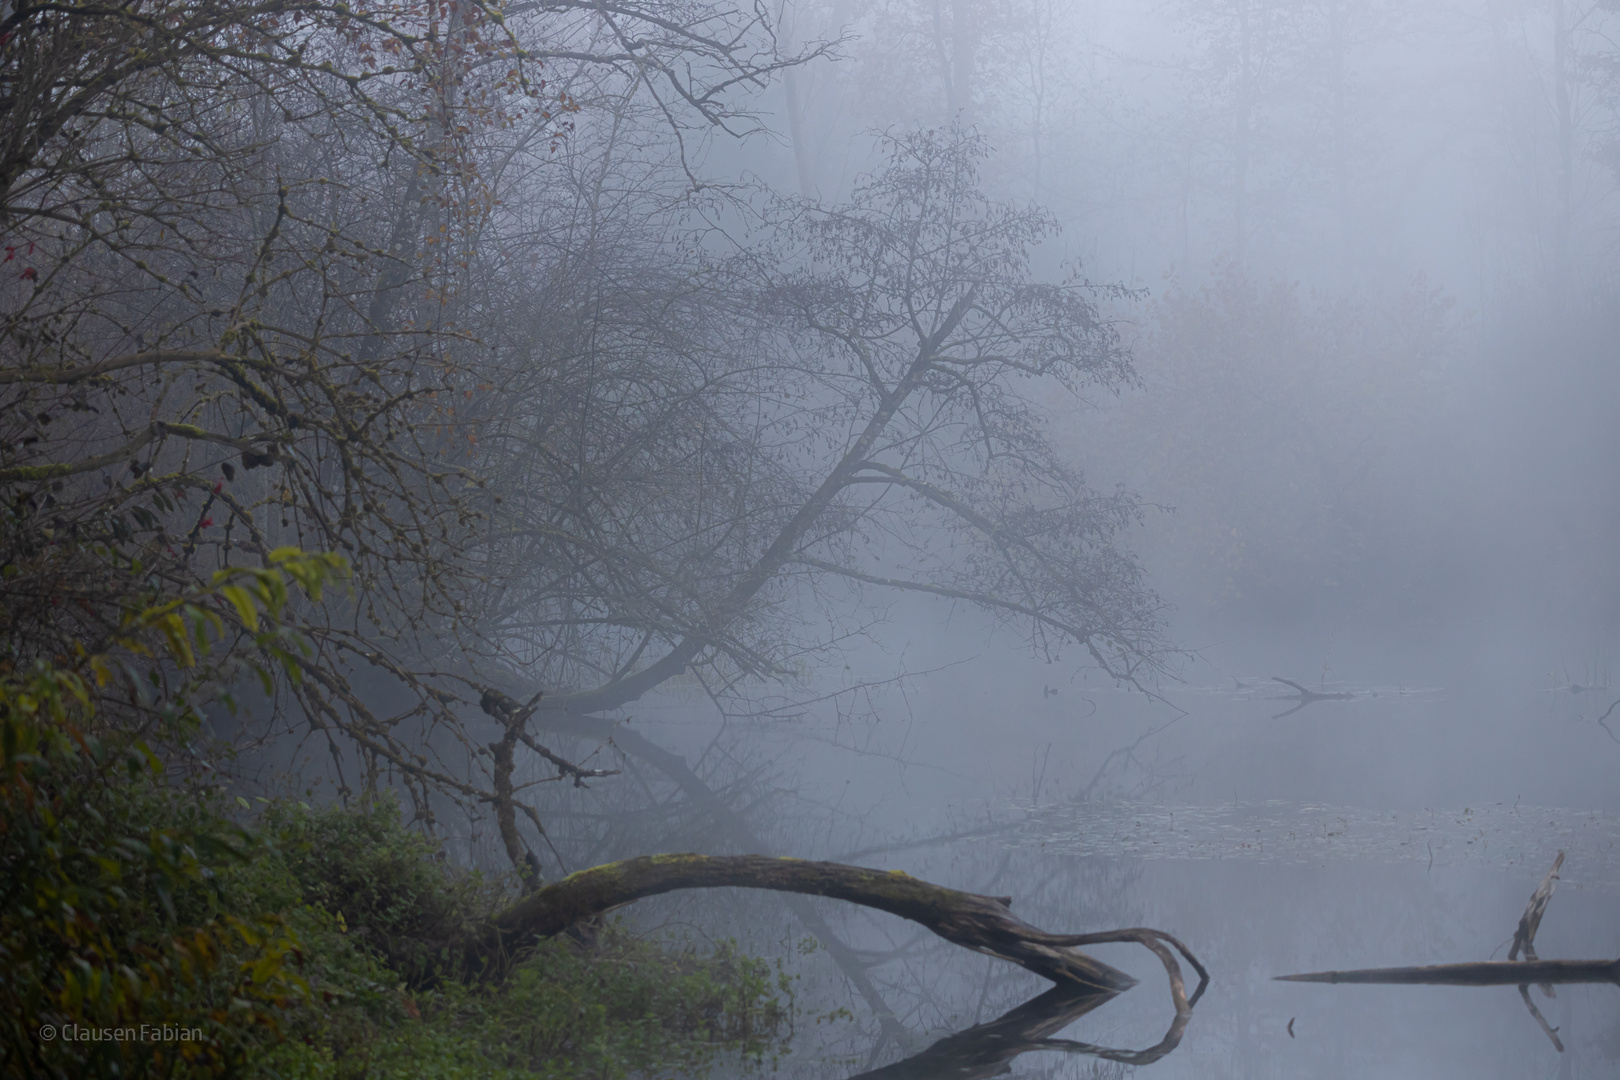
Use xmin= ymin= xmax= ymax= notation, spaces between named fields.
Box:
xmin=0 ymin=0 xmax=1173 ymax=1072
xmin=1 ymin=643 xmax=791 ymax=1078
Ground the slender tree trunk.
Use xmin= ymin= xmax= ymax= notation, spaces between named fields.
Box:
xmin=1234 ymin=1 xmax=1252 ymax=264
xmin=1329 ymin=1 xmax=1351 ymax=282
xmin=784 ymin=67 xmax=820 ymax=199
xmin=1552 ymin=0 xmax=1574 ymax=299
xmin=951 ymin=0 xmax=978 ymax=122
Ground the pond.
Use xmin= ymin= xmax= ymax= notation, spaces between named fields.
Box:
xmin=644 ymin=664 xmax=1620 ymax=1079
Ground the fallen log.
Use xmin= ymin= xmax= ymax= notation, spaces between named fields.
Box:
xmin=1275 ymin=959 xmax=1620 ymax=986
xmin=477 ymin=853 xmax=1208 ymax=997
xmin=531 ymin=713 xmax=919 ymax=1053
xmin=1276 ymin=851 xmax=1598 ymax=1051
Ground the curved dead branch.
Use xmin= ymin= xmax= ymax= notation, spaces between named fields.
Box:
xmin=476 ymin=853 xmax=1208 ymax=998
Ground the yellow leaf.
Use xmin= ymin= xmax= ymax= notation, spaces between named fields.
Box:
xmin=220 ymin=585 xmax=259 ymax=631
xmin=156 ymin=612 xmax=195 ymax=668
xmin=89 ymin=655 xmax=113 ymax=688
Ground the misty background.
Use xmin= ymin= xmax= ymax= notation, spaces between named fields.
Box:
xmin=564 ymin=3 xmax=1620 ymax=1073
xmin=580 ymin=0 xmax=1620 ymax=803
xmin=739 ymin=0 xmax=1620 ymax=656
xmin=12 ymin=0 xmax=1620 ymax=1073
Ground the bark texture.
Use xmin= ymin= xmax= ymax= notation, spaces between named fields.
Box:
xmin=479 ymin=853 xmax=1191 ymax=993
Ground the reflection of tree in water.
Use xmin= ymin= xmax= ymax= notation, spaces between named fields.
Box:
xmin=521 ymin=712 xmax=1163 ymax=1073
xmin=496 ymin=657 xmax=1207 ymax=1074
xmin=730 ymin=850 xmax=1155 ymax=1073
xmin=846 ymin=926 xmax=1207 ymax=1080
xmin=845 ymin=988 xmax=1125 ymax=1080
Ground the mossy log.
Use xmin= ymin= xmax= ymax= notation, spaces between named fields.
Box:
xmin=478 ymin=853 xmax=1206 ymax=996
xmin=523 ymin=715 xmax=928 ymax=1052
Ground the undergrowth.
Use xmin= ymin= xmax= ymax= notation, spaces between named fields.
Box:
xmin=1 ymin=560 xmax=794 ymax=1079
xmin=252 ymin=798 xmax=795 ymax=1080
xmin=1 ymin=671 xmax=794 ymax=1079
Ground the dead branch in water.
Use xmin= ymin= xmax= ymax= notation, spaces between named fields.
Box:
xmin=1277 ymin=851 xmax=1606 ymax=1051
xmin=473 ymin=854 xmax=1207 ymax=1000
xmin=1270 ymin=677 xmax=1356 ymax=718
xmin=1596 ymin=698 xmax=1620 ymax=745
xmin=1275 ymin=958 xmax=1620 ymax=987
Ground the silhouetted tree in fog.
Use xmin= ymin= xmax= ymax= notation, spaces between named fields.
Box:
xmin=471 ymin=128 xmax=1164 ymax=734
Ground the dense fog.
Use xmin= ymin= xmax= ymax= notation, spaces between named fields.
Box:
xmin=5 ymin=0 xmax=1620 ymax=1075
xmin=734 ymin=0 xmax=1620 ymax=660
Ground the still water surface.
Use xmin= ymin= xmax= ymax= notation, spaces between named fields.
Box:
xmin=656 ymin=672 xmax=1620 ymax=1078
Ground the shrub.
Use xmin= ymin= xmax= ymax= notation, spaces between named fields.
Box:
xmin=248 ymin=802 xmax=794 ymax=1080
xmin=0 ymin=662 xmax=310 ymax=1079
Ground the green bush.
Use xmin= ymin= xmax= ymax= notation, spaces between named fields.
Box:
xmin=1 ymin=553 xmax=792 ymax=1079
xmin=2 ymin=712 xmax=794 ymax=1080
xmin=0 ymin=662 xmax=311 ymax=1079
xmin=257 ymin=796 xmax=495 ymax=986
xmin=247 ymin=801 xmax=794 ymax=1080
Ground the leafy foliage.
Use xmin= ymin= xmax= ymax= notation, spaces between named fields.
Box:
xmin=0 ymin=555 xmax=348 ymax=1078
xmin=259 ymin=795 xmax=495 ymax=985
xmin=1 ymin=652 xmax=792 ymax=1079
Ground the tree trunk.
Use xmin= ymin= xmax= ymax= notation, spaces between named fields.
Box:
xmin=474 ymin=853 xmax=1205 ymax=995
xmin=527 ymin=714 xmax=918 ymax=1050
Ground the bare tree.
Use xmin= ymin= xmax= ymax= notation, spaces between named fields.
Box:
xmin=469 ymin=127 xmax=1164 ymax=743
xmin=0 ymin=0 xmax=830 ymax=834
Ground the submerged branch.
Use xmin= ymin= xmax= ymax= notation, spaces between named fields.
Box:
xmin=1275 ymin=959 xmax=1620 ymax=986
xmin=1276 ymin=851 xmax=1596 ymax=1051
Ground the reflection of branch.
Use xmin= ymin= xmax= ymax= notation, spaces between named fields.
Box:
xmin=844 ymin=927 xmax=1209 ymax=1079
xmin=835 ymin=820 xmax=1021 ymax=863
xmin=1076 ymin=713 xmax=1185 ymax=802
xmin=844 ymin=986 xmax=1116 ymax=1080
xmin=1596 ymin=699 xmax=1620 ymax=745
xmin=1270 ymin=676 xmax=1355 ymax=719
xmin=1518 ymin=984 xmax=1563 ymax=1052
